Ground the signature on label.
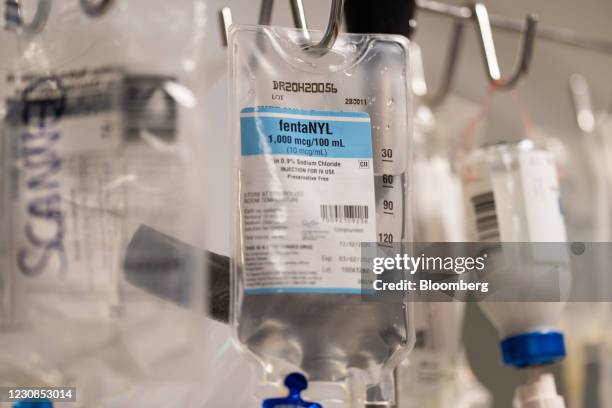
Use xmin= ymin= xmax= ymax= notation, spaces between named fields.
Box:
xmin=302 ymin=219 xmax=319 ymax=228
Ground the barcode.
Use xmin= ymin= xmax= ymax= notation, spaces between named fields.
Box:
xmin=320 ymin=204 xmax=369 ymax=223
xmin=471 ymin=192 xmax=500 ymax=241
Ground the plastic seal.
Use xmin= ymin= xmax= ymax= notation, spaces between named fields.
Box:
xmin=514 ymin=373 xmax=566 ymax=408
xmin=500 ymin=331 xmax=566 ymax=368
xmin=262 ymin=373 xmax=322 ymax=408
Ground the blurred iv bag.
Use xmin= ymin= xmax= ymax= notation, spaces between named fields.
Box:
xmin=462 ymin=139 xmax=570 ymax=368
xmin=396 ymin=51 xmax=490 ymax=406
xmin=556 ymin=76 xmax=612 ymax=408
xmin=0 ymin=1 xmax=210 ymax=405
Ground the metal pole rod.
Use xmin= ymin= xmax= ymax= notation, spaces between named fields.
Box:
xmin=219 ymin=7 xmax=232 ymax=46
xmin=417 ymin=0 xmax=471 ymax=19
xmin=289 ymin=0 xmax=308 ymax=30
xmin=289 ymin=0 xmax=311 ymax=41
xmin=471 ymin=2 xmax=538 ymax=89
xmin=416 ymin=0 xmax=612 ymax=56
xmin=303 ymin=0 xmax=344 ymax=56
xmin=259 ymin=0 xmax=274 ymax=25
xmin=569 ymin=74 xmax=595 ymax=133
xmin=427 ymin=21 xmax=465 ymax=107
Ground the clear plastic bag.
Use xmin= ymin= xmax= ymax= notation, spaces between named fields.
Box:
xmin=0 ymin=1 xmax=210 ymax=405
xmin=1 ymin=0 xmax=208 ymax=321
xmin=458 ymin=141 xmax=571 ymax=404
xmin=397 ymin=47 xmax=490 ymax=407
xmin=229 ymin=25 xmax=414 ymax=406
xmin=456 ymin=92 xmax=571 ymax=408
xmin=557 ymin=108 xmax=612 ymax=408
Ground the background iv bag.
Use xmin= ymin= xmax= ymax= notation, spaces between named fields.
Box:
xmin=396 ymin=58 xmax=490 ymax=406
xmin=461 ymin=139 xmax=570 ymax=369
xmin=0 ymin=1 xmax=210 ymax=405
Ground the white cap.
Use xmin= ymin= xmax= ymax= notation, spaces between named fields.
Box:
xmin=513 ymin=373 xmax=565 ymax=408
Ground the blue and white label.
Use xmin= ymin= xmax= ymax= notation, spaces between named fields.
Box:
xmin=241 ymin=107 xmax=372 ymax=158
xmin=240 ymin=107 xmax=376 ymax=293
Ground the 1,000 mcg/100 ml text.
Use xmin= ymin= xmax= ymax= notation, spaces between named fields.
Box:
xmin=268 ymin=134 xmax=346 ymax=148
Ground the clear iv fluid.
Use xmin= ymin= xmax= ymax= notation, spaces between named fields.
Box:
xmin=237 ymin=108 xmax=410 ymax=380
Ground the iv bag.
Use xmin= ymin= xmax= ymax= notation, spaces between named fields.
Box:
xmin=397 ymin=74 xmax=490 ymax=407
xmin=0 ymin=1 xmax=209 ymax=405
xmin=555 ymin=111 xmax=612 ymax=408
xmin=229 ymin=25 xmax=415 ymax=406
xmin=461 ymin=139 xmax=571 ymax=369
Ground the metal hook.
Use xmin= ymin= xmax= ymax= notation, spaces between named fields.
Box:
xmin=425 ymin=20 xmax=466 ymax=107
xmin=569 ymin=74 xmax=595 ymax=133
xmin=409 ymin=43 xmax=427 ymax=98
xmin=220 ymin=0 xmax=343 ymax=56
xmin=219 ymin=1 xmax=276 ymax=48
xmin=257 ymin=0 xmax=343 ymax=56
xmin=219 ymin=1 xmax=292 ymax=47
xmin=219 ymin=6 xmax=232 ymax=46
xmin=288 ymin=0 xmax=310 ymax=42
xmin=80 ymin=0 xmax=114 ymax=18
xmin=4 ymin=0 xmax=52 ymax=34
xmin=471 ymin=2 xmax=538 ymax=90
xmin=258 ymin=0 xmax=273 ymax=25
xmin=300 ymin=0 xmax=343 ymax=56
xmin=257 ymin=0 xmax=310 ymax=29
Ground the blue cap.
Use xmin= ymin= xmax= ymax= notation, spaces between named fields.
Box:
xmin=13 ymin=401 xmax=53 ymax=408
xmin=501 ymin=331 xmax=566 ymax=368
xmin=262 ymin=373 xmax=321 ymax=408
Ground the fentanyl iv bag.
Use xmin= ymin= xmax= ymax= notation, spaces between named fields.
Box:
xmin=229 ymin=26 xmax=414 ymax=406
xmin=461 ymin=139 xmax=570 ymax=369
